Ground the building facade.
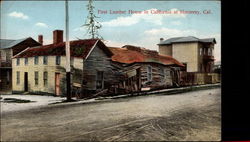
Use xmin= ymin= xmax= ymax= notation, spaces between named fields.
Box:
xmin=12 ymin=56 xmax=83 ymax=95
xmin=158 ymin=36 xmax=216 ymax=73
xmin=12 ymin=30 xmax=120 ymax=96
xmin=0 ymin=37 xmax=41 ymax=91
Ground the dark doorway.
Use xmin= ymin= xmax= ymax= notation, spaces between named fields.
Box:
xmin=24 ymin=72 xmax=28 ymax=92
xmin=96 ymin=71 xmax=104 ymax=89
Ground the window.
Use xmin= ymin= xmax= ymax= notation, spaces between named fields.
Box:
xmin=96 ymin=71 xmax=104 ymax=89
xmin=199 ymin=48 xmax=203 ymax=55
xmin=160 ymin=68 xmax=164 ymax=75
xmin=43 ymin=72 xmax=48 ymax=86
xmin=160 ymin=68 xmax=164 ymax=81
xmin=16 ymin=71 xmax=20 ymax=85
xmin=182 ymin=63 xmax=187 ymax=71
xmin=16 ymin=58 xmax=20 ymax=66
xmin=25 ymin=58 xmax=28 ymax=65
xmin=165 ymin=70 xmax=171 ymax=77
xmin=203 ymin=48 xmax=206 ymax=55
xmin=43 ymin=56 xmax=48 ymax=65
xmin=208 ymin=48 xmax=213 ymax=56
xmin=56 ymin=56 xmax=61 ymax=65
xmin=1 ymin=51 xmax=6 ymax=61
xmin=35 ymin=71 xmax=39 ymax=85
xmin=147 ymin=66 xmax=152 ymax=81
xmin=34 ymin=56 xmax=39 ymax=65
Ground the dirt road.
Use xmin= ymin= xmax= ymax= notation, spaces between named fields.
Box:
xmin=1 ymin=88 xmax=221 ymax=141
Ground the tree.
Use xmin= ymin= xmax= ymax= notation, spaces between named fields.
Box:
xmin=82 ymin=0 xmax=102 ymax=39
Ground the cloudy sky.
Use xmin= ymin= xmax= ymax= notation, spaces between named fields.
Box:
xmin=1 ymin=1 xmax=221 ymax=61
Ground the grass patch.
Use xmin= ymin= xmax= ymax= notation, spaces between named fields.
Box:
xmin=2 ymin=98 xmax=36 ymax=103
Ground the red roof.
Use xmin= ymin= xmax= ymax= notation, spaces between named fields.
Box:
xmin=14 ymin=39 xmax=113 ymax=59
xmin=109 ymin=45 xmax=184 ymax=67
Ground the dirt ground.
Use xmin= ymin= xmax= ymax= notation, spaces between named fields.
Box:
xmin=1 ymin=88 xmax=221 ymax=141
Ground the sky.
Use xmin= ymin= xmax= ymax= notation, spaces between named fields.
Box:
xmin=1 ymin=1 xmax=221 ymax=61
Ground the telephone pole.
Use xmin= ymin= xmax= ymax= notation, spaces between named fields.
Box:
xmin=65 ymin=0 xmax=71 ymax=101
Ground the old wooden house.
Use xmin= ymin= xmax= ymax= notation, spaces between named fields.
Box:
xmin=108 ymin=45 xmax=184 ymax=94
xmin=12 ymin=30 xmax=123 ymax=96
xmin=0 ymin=37 xmax=41 ymax=91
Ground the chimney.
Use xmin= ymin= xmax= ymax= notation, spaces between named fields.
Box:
xmin=53 ymin=30 xmax=63 ymax=44
xmin=160 ymin=38 xmax=164 ymax=43
xmin=38 ymin=35 xmax=43 ymax=45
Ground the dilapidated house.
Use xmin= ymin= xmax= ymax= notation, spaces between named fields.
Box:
xmin=0 ymin=37 xmax=41 ymax=91
xmin=11 ymin=30 xmax=186 ymax=97
xmin=108 ymin=45 xmax=184 ymax=94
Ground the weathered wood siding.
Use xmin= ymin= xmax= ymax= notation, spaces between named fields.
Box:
xmin=71 ymin=58 xmax=84 ymax=85
xmin=82 ymin=45 xmax=118 ymax=91
xmin=139 ymin=63 xmax=173 ymax=89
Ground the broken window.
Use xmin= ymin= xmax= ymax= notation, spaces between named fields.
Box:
xmin=43 ymin=72 xmax=48 ymax=86
xmin=199 ymin=48 xmax=203 ymax=55
xmin=147 ymin=66 xmax=152 ymax=81
xmin=96 ymin=71 xmax=104 ymax=89
xmin=35 ymin=71 xmax=39 ymax=85
xmin=16 ymin=71 xmax=20 ymax=85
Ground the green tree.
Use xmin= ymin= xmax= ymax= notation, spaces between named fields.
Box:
xmin=82 ymin=0 xmax=102 ymax=39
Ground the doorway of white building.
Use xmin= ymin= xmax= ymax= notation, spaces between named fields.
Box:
xmin=55 ymin=73 xmax=60 ymax=96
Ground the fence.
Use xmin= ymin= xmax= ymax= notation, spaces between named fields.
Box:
xmin=180 ymin=72 xmax=220 ymax=86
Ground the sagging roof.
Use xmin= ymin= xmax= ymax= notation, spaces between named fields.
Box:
xmin=14 ymin=39 xmax=113 ymax=59
xmin=109 ymin=45 xmax=184 ymax=67
xmin=0 ymin=38 xmax=34 ymax=49
xmin=158 ymin=36 xmax=216 ymax=45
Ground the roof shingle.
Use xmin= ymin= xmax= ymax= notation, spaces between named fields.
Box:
xmin=158 ymin=36 xmax=216 ymax=45
xmin=14 ymin=39 xmax=112 ymax=59
xmin=109 ymin=45 xmax=184 ymax=67
xmin=0 ymin=38 xmax=31 ymax=49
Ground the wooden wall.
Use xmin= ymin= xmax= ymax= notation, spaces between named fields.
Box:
xmin=82 ymin=45 xmax=122 ymax=94
xmin=108 ymin=62 xmax=176 ymax=94
xmin=140 ymin=63 xmax=174 ymax=90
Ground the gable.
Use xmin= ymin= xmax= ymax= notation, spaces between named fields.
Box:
xmin=87 ymin=45 xmax=110 ymax=60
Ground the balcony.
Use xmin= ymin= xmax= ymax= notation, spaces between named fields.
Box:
xmin=203 ymin=55 xmax=214 ymax=62
xmin=0 ymin=61 xmax=12 ymax=68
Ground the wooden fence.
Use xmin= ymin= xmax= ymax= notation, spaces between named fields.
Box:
xmin=180 ymin=72 xmax=220 ymax=86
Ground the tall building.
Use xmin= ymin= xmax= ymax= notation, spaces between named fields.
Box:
xmin=158 ymin=36 xmax=216 ymax=73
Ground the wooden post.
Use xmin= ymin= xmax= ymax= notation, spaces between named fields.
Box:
xmin=65 ymin=0 xmax=72 ymax=101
